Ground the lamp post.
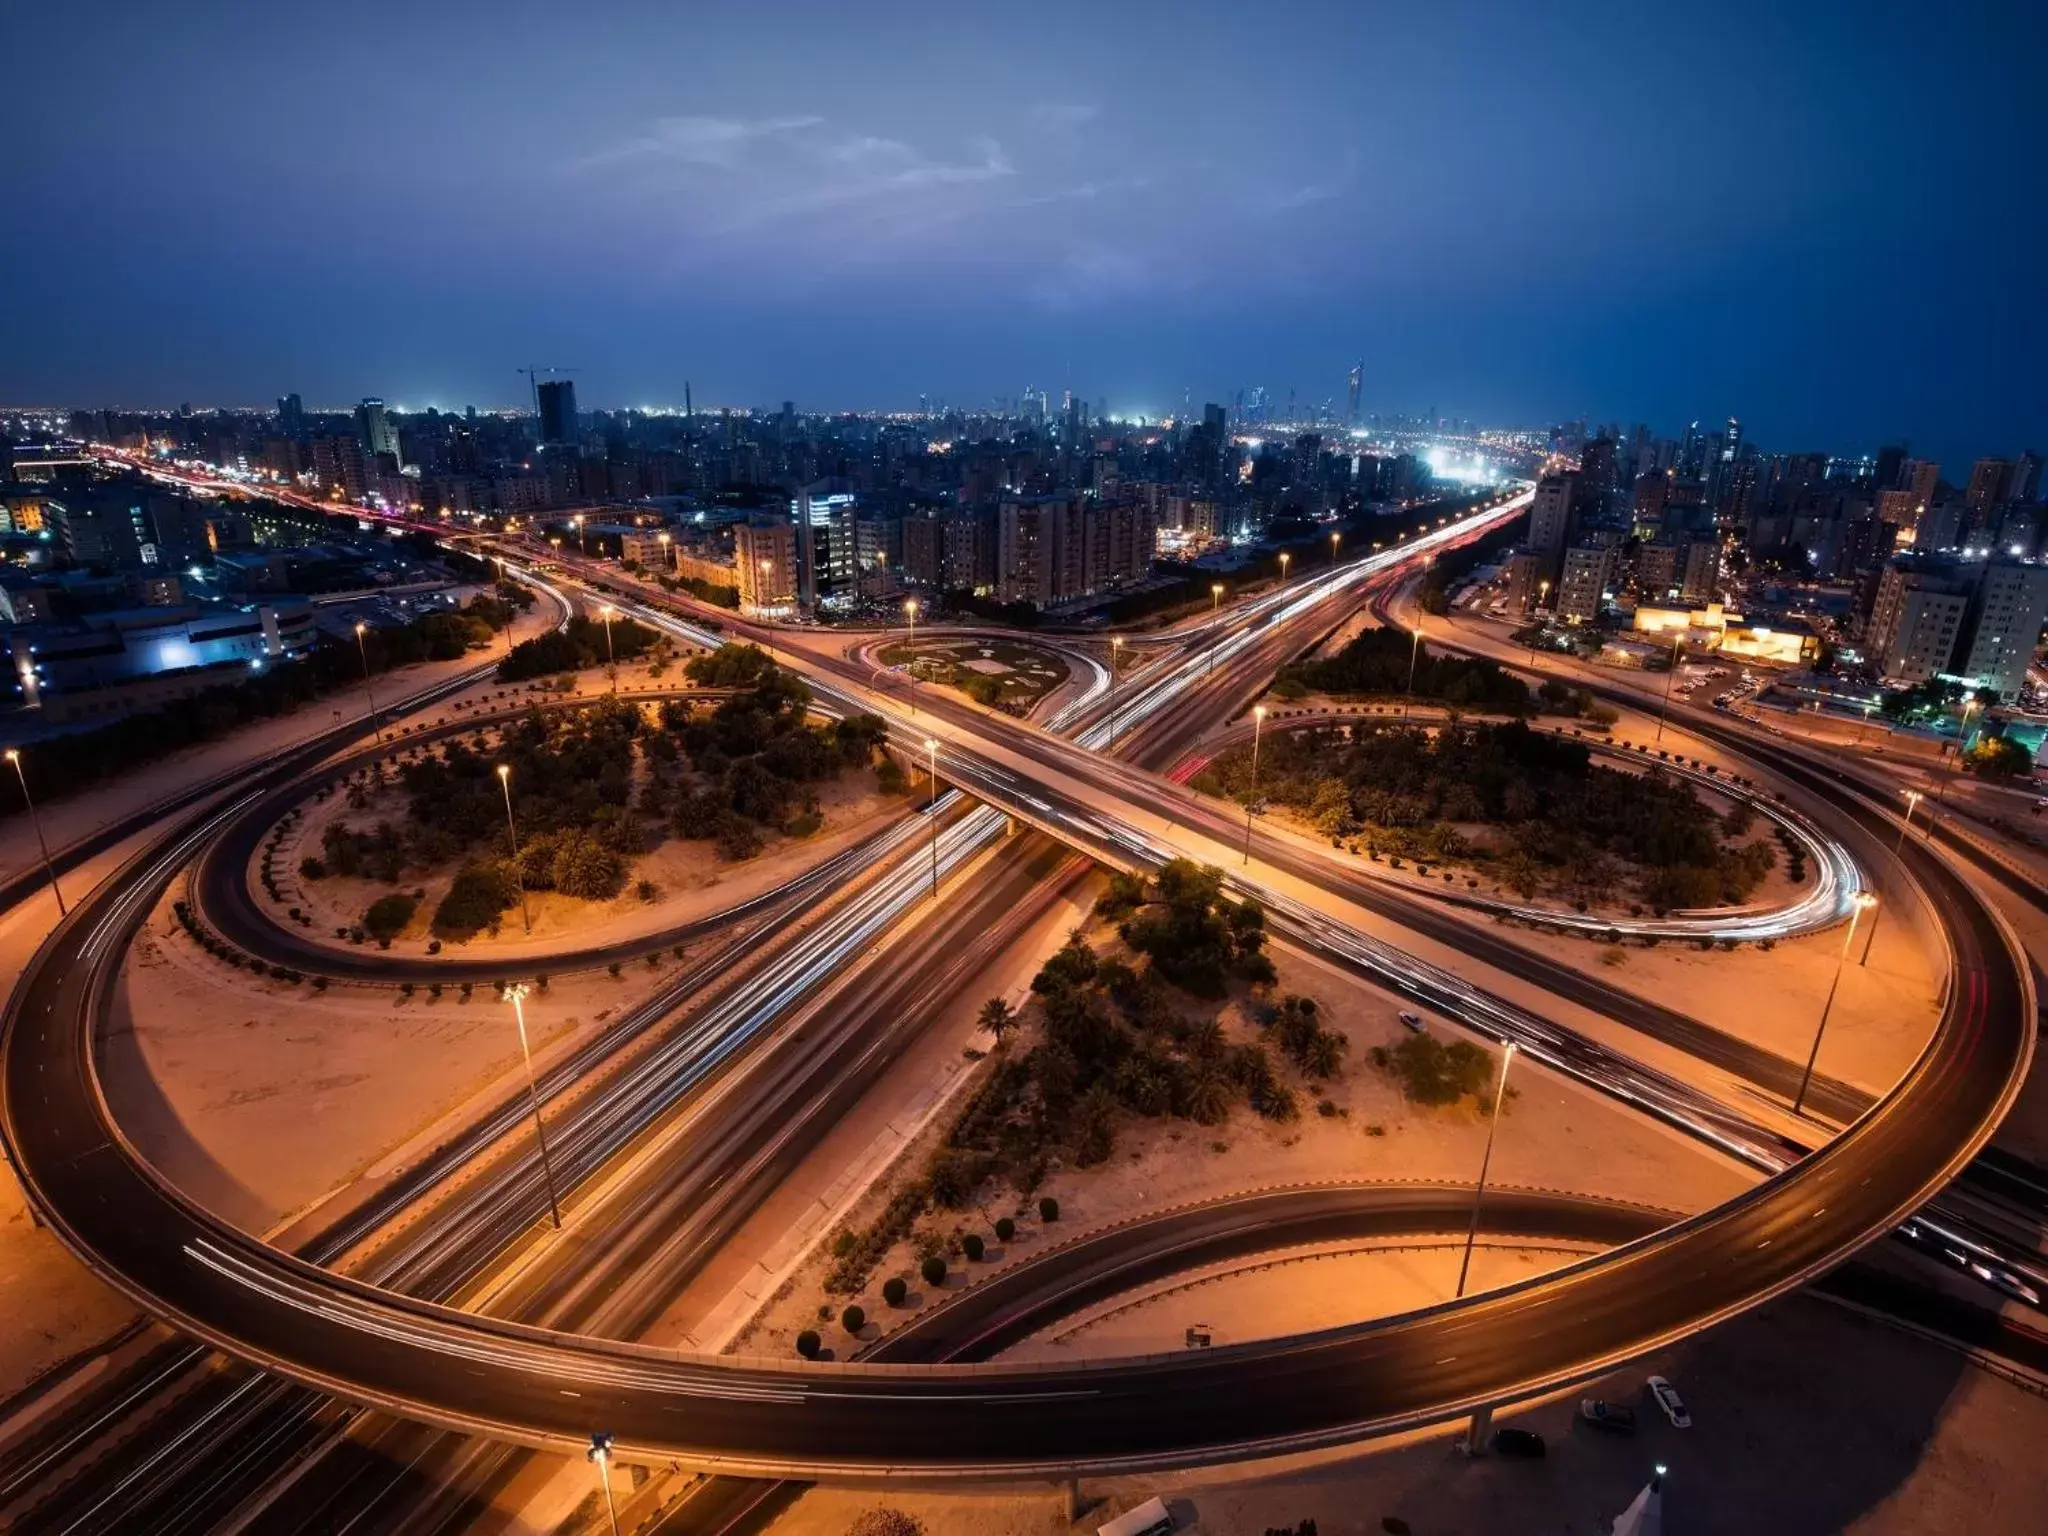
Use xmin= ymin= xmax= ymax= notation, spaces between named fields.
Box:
xmin=5 ymin=748 xmax=65 ymax=915
xmin=1793 ymin=893 xmax=1876 ymax=1117
xmin=599 ymin=605 xmax=618 ymax=691
xmin=924 ymin=738 xmax=940 ymax=901
xmin=586 ymin=1433 xmax=622 ymax=1536
xmin=1455 ymin=1041 xmax=1516 ymax=1299
xmin=657 ymin=531 xmax=672 ymax=570
xmin=497 ymin=764 xmax=532 ymax=934
xmin=352 ymin=621 xmax=383 ymax=743
xmin=1654 ymin=630 xmax=1684 ymax=744
xmin=1278 ymin=550 xmax=1291 ymax=585
xmin=1896 ymin=789 xmax=1922 ymax=852
xmin=572 ymin=513 xmax=586 ymax=557
xmin=1243 ymin=705 xmax=1266 ymax=865
xmin=1330 ymin=530 xmax=1341 ymax=569
xmin=504 ymin=984 xmax=563 ymax=1229
xmin=1208 ymin=583 xmax=1225 ymax=675
xmin=1110 ymin=636 xmax=1125 ymax=744
xmin=1404 ymin=616 xmax=1425 ymax=719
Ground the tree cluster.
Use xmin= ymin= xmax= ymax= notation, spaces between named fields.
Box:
xmin=496 ymin=613 xmax=660 ymax=680
xmin=1194 ymin=719 xmax=1773 ymax=912
xmin=1278 ymin=628 xmax=1533 ymax=714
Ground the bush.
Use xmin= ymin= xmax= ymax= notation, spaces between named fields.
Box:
xmin=920 ymin=1255 xmax=948 ymax=1286
xmin=962 ymin=1233 xmax=985 ymax=1262
xmin=432 ymin=863 xmax=517 ymax=939
xmin=795 ymin=1329 xmax=821 ymax=1359
xmin=882 ymin=1276 xmax=908 ymax=1308
xmin=298 ymin=856 xmax=328 ymax=880
xmin=994 ymin=1216 xmax=1015 ymax=1243
xmin=1038 ymin=1196 xmax=1060 ymax=1222
xmin=841 ymin=1304 xmax=866 ymax=1335
xmin=363 ymin=892 xmax=417 ymax=943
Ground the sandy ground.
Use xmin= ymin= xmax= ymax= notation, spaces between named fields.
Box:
xmin=269 ymin=762 xmax=903 ymax=966
xmin=731 ymin=940 xmax=1754 ymax=1364
xmin=0 ymin=1171 xmax=139 ymax=1407
xmin=1002 ymin=1239 xmax=1599 ymax=1363
xmin=751 ymin=1292 xmax=2048 ymax=1536
xmin=101 ymin=892 xmax=690 ymax=1233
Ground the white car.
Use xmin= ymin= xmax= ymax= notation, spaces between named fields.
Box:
xmin=1646 ymin=1375 xmax=1691 ymax=1429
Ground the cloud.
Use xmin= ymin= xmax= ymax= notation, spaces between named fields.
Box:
xmin=578 ymin=114 xmax=822 ymax=169
xmin=1027 ymin=102 xmax=1099 ymax=132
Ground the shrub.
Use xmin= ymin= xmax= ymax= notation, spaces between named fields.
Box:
xmin=920 ymin=1255 xmax=948 ymax=1286
xmin=841 ymin=1304 xmax=866 ymax=1335
xmin=882 ymin=1276 xmax=908 ymax=1307
xmin=363 ymin=892 xmax=417 ymax=943
xmin=795 ymin=1330 xmax=821 ymax=1359
xmin=1038 ymin=1196 xmax=1060 ymax=1222
xmin=994 ymin=1216 xmax=1015 ymax=1243
xmin=432 ymin=863 xmax=516 ymax=940
xmin=298 ymin=857 xmax=328 ymax=880
xmin=962 ymin=1233 xmax=985 ymax=1262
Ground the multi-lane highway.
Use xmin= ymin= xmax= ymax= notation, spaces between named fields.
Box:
xmin=2 ymin=495 xmax=2031 ymax=1480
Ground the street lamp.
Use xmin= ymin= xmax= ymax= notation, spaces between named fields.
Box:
xmin=1455 ymin=1041 xmax=1516 ymax=1299
xmin=1208 ymin=583 xmax=1225 ymax=675
xmin=1110 ymin=635 xmax=1125 ymax=744
xmin=1278 ymin=550 xmax=1291 ymax=584
xmin=587 ymin=1432 xmax=622 ymax=1536
xmin=1896 ymin=788 xmax=1922 ymax=851
xmin=352 ymin=621 xmax=383 ymax=743
xmin=1243 ymin=705 xmax=1266 ymax=865
xmin=572 ymin=513 xmax=587 ymax=557
xmin=924 ymin=738 xmax=940 ymax=901
xmin=1793 ymin=893 xmax=1876 ymax=1117
xmin=657 ymin=531 xmax=672 ymax=570
xmin=1330 ymin=530 xmax=1341 ymax=569
xmin=599 ymin=604 xmax=618 ymax=691
xmin=1654 ymin=630 xmax=1684 ymax=744
xmin=497 ymin=764 xmax=532 ymax=934
xmin=5 ymin=748 xmax=65 ymax=914
xmin=504 ymin=984 xmax=563 ymax=1229
xmin=1404 ymin=616 xmax=1425 ymax=719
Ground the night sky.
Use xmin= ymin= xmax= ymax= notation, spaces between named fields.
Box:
xmin=5 ymin=0 xmax=2042 ymax=465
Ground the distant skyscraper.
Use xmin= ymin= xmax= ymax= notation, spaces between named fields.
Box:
xmin=536 ymin=380 xmax=578 ymax=447
xmin=276 ymin=393 xmax=304 ymax=442
xmin=1899 ymin=458 xmax=1941 ymax=509
xmin=1873 ymin=443 xmax=1908 ymax=492
xmin=1346 ymin=363 xmax=1362 ymax=425
xmin=355 ymin=398 xmax=398 ymax=463
xmin=1965 ymin=457 xmax=2014 ymax=513
xmin=2011 ymin=451 xmax=2042 ymax=505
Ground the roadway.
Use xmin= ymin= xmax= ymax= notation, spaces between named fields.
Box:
xmin=2 ymin=501 xmax=2031 ymax=1476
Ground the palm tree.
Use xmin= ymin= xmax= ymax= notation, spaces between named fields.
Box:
xmin=977 ymin=997 xmax=1018 ymax=1049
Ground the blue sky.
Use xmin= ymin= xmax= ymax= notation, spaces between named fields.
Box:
xmin=3 ymin=0 xmax=2041 ymax=467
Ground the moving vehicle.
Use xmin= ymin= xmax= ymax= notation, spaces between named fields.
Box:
xmin=1397 ymin=1010 xmax=1425 ymax=1032
xmin=1647 ymin=1375 xmax=1691 ymax=1428
xmin=1579 ymin=1398 xmax=1637 ymax=1434
xmin=1492 ymin=1427 xmax=1547 ymax=1459
xmin=1097 ymin=1496 xmax=1174 ymax=1536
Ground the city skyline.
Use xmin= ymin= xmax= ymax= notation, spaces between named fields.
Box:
xmin=5 ymin=1 xmax=2043 ymax=470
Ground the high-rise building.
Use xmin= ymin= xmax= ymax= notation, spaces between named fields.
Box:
xmin=1526 ymin=474 xmax=1575 ymax=557
xmin=1873 ymin=443 xmax=1908 ymax=492
xmin=312 ymin=434 xmax=368 ymax=501
xmin=1959 ymin=561 xmax=2048 ymax=700
xmin=1865 ymin=558 xmax=1974 ymax=685
xmin=1966 ymin=458 xmax=2014 ymax=514
xmin=735 ymin=520 xmax=798 ymax=615
xmin=536 ymin=380 xmax=579 ymax=448
xmin=1898 ymin=458 xmax=1941 ymax=509
xmin=1555 ymin=543 xmax=1617 ymax=623
xmin=355 ymin=398 xmax=399 ymax=463
xmin=1345 ymin=364 xmax=1362 ymax=426
xmin=275 ymin=393 xmax=305 ymax=442
xmin=2011 ymin=451 xmax=2043 ymax=506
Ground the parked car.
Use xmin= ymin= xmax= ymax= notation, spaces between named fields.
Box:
xmin=1397 ymin=1011 xmax=1425 ymax=1032
xmin=1647 ymin=1375 xmax=1691 ymax=1428
xmin=1579 ymin=1399 xmax=1637 ymax=1434
xmin=1492 ymin=1427 xmax=1547 ymax=1459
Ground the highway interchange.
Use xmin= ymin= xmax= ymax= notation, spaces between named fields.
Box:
xmin=0 ymin=489 xmax=2040 ymax=1527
